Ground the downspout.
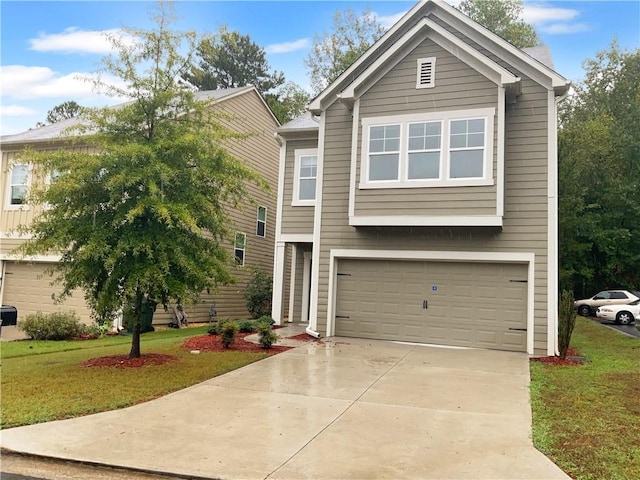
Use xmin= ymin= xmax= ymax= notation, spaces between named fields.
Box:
xmin=305 ymin=326 xmax=321 ymax=338
xmin=0 ymin=260 xmax=5 ymax=307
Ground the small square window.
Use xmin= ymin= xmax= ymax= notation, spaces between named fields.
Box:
xmin=234 ymin=232 xmax=246 ymax=266
xmin=256 ymin=206 xmax=266 ymax=237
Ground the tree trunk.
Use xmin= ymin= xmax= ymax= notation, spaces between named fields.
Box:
xmin=129 ymin=323 xmax=141 ymax=358
xmin=128 ymin=291 xmax=144 ymax=359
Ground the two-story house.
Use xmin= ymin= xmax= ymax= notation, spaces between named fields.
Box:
xmin=1 ymin=86 xmax=282 ymax=326
xmin=272 ymin=0 xmax=570 ymax=356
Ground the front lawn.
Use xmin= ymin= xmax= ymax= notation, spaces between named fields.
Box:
xmin=1 ymin=326 xmax=272 ymax=429
xmin=530 ymin=317 xmax=640 ymax=480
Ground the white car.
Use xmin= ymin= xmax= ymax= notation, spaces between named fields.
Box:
xmin=595 ymin=299 xmax=640 ymax=325
xmin=574 ymin=290 xmax=640 ymax=317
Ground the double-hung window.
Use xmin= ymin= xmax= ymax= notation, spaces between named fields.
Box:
xmin=7 ymin=163 xmax=29 ymax=207
xmin=256 ymin=206 xmax=266 ymax=237
xmin=361 ymin=108 xmax=494 ymax=188
xmin=234 ymin=232 xmax=246 ymax=266
xmin=293 ymin=149 xmax=318 ymax=205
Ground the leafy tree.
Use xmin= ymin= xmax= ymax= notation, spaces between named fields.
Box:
xmin=17 ymin=1 xmax=266 ymax=358
xmin=458 ymin=0 xmax=539 ymax=48
xmin=265 ymin=81 xmax=310 ymax=124
xmin=558 ymin=41 xmax=640 ymax=295
xmin=186 ymin=25 xmax=284 ymax=93
xmin=46 ymin=101 xmax=84 ymax=124
xmin=305 ymin=6 xmax=385 ymax=95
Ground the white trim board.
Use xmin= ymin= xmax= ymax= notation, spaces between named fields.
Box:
xmin=326 ymin=248 xmax=537 ymax=354
xmin=349 ymin=215 xmax=503 ymax=227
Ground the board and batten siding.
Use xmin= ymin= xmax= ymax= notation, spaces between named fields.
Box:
xmin=315 ymin=72 xmax=550 ymax=353
xmin=280 ymin=138 xmax=317 ymax=235
xmin=354 ymin=38 xmax=498 ymax=218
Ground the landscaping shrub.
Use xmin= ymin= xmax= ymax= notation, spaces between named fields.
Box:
xmin=207 ymin=322 xmax=220 ymax=335
xmin=244 ymin=268 xmax=272 ymax=319
xmin=220 ymin=321 xmax=238 ymax=348
xmin=237 ymin=319 xmax=258 ymax=333
xmin=257 ymin=315 xmax=275 ymax=327
xmin=558 ymin=290 xmax=577 ymax=359
xmin=19 ymin=311 xmax=85 ymax=340
xmin=257 ymin=322 xmax=279 ymax=349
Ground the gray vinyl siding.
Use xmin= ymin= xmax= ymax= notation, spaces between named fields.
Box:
xmin=354 ymin=38 xmax=498 ymax=218
xmin=315 ymin=72 xmax=550 ymax=353
xmin=281 ymin=139 xmax=317 ymax=235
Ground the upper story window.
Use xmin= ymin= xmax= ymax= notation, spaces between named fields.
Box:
xmin=292 ymin=148 xmax=318 ymax=206
xmin=360 ymin=108 xmax=495 ymax=189
xmin=256 ymin=206 xmax=266 ymax=237
xmin=5 ymin=163 xmax=30 ymax=209
xmin=234 ymin=232 xmax=246 ymax=266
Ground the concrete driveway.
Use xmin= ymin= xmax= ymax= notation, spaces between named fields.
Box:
xmin=1 ymin=337 xmax=569 ymax=479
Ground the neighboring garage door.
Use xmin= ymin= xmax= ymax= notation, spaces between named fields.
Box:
xmin=2 ymin=262 xmax=93 ymax=323
xmin=335 ymin=259 xmax=527 ymax=352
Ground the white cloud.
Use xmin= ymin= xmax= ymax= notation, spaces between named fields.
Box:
xmin=29 ymin=27 xmax=135 ymax=54
xmin=373 ymin=11 xmax=407 ymax=30
xmin=539 ymin=22 xmax=591 ymax=34
xmin=265 ymin=38 xmax=311 ymax=54
xmin=0 ymin=105 xmax=37 ymax=117
xmin=523 ymin=5 xmax=579 ymax=24
xmin=0 ymin=65 xmax=126 ymax=101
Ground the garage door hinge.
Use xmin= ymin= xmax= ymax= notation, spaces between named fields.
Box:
xmin=337 ymin=273 xmax=351 ymax=277
xmin=509 ymin=280 xmax=528 ymax=283
xmin=509 ymin=328 xmax=527 ymax=331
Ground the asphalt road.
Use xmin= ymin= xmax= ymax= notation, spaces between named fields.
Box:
xmin=587 ymin=316 xmax=640 ymax=338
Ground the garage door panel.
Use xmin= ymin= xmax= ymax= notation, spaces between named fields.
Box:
xmin=335 ymin=259 xmax=527 ymax=352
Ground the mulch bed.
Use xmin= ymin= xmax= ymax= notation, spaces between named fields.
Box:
xmin=288 ymin=332 xmax=322 ymax=342
xmin=530 ymin=346 xmax=586 ymax=366
xmin=181 ymin=331 xmax=293 ymax=354
xmin=82 ymin=353 xmax=178 ymax=368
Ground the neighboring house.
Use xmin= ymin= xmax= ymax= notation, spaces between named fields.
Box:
xmin=271 ymin=0 xmax=570 ymax=356
xmin=0 ymin=86 xmax=282 ymax=325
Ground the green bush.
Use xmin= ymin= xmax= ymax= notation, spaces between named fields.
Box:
xmin=558 ymin=290 xmax=577 ymax=359
xmin=207 ymin=322 xmax=219 ymax=335
xmin=257 ymin=315 xmax=275 ymax=327
xmin=237 ymin=319 xmax=258 ymax=333
xmin=257 ymin=323 xmax=279 ymax=349
xmin=244 ymin=268 xmax=272 ymax=319
xmin=220 ymin=321 xmax=239 ymax=349
xmin=19 ymin=311 xmax=85 ymax=341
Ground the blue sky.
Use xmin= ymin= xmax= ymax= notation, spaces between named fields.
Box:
xmin=1 ymin=0 xmax=639 ymax=136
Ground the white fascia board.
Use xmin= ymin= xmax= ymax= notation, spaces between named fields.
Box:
xmin=432 ymin=0 xmax=569 ymax=92
xmin=0 ymin=254 xmax=61 ymax=262
xmin=308 ymin=0 xmax=428 ymax=113
xmin=279 ymin=234 xmax=314 ymax=243
xmin=326 ymin=248 xmax=536 ymax=354
xmin=340 ymin=17 xmax=518 ymax=103
xmin=349 ymin=215 xmax=503 ymax=227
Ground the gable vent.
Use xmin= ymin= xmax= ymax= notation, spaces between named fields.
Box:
xmin=417 ymin=57 xmax=436 ymax=89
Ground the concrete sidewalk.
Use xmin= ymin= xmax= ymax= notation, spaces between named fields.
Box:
xmin=1 ymin=336 xmax=569 ymax=480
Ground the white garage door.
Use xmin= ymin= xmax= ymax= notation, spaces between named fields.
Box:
xmin=2 ymin=262 xmax=93 ymax=323
xmin=335 ymin=259 xmax=527 ymax=352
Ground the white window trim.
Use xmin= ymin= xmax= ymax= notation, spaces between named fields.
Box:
xmin=359 ymin=108 xmax=495 ymax=189
xmin=234 ymin=232 xmax=246 ymax=266
xmin=256 ymin=206 xmax=267 ymax=238
xmin=292 ymin=148 xmax=318 ymax=206
xmin=4 ymin=162 xmax=31 ymax=211
xmin=416 ymin=56 xmax=436 ymax=89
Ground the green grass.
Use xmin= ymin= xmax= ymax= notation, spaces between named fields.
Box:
xmin=530 ymin=317 xmax=640 ymax=480
xmin=1 ymin=326 xmax=270 ymax=429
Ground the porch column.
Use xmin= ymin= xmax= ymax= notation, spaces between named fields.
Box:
xmin=271 ymin=241 xmax=286 ymax=325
